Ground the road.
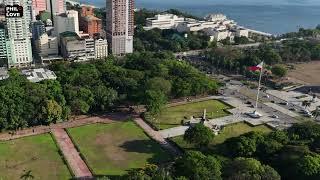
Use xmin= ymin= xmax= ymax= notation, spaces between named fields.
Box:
xmin=174 ymin=43 xmax=262 ymax=57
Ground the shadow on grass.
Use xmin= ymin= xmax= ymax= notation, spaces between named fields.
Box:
xmin=119 ymin=139 xmax=171 ymax=164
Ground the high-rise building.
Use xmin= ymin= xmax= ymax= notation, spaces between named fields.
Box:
xmin=106 ymin=0 xmax=134 ymax=55
xmin=5 ymin=0 xmax=33 ymax=67
xmin=32 ymin=0 xmax=47 ymax=15
xmin=46 ymin=0 xmax=65 ymax=22
xmin=54 ymin=10 xmax=79 ymax=38
xmin=32 ymin=20 xmax=46 ymax=40
xmin=0 ymin=25 xmax=10 ymax=67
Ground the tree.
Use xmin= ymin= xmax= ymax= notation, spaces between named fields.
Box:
xmin=184 ymin=123 xmax=214 ymax=148
xmin=225 ymin=157 xmax=280 ymax=180
xmin=173 ymin=151 xmax=222 ymax=180
xmin=287 ymin=122 xmax=320 ymax=140
xmin=20 ymin=170 xmax=34 ymax=180
xmin=70 ymin=99 xmax=90 ymax=115
xmin=267 ymin=130 xmax=289 ymax=144
xmin=271 ymin=65 xmax=287 ymax=78
xmin=225 ymin=132 xmax=265 ymax=157
xmin=145 ymin=90 xmax=167 ymax=115
xmin=146 ymin=77 xmax=172 ymax=95
xmin=297 ymin=155 xmax=320 ymax=178
xmin=92 ymin=85 xmax=118 ymax=111
xmin=234 ymin=36 xmax=250 ymax=44
xmin=257 ymin=139 xmax=283 ymax=156
xmin=42 ymin=100 xmax=63 ymax=124
xmin=262 ymin=48 xmax=282 ymax=65
xmin=122 ymin=164 xmax=172 ymax=180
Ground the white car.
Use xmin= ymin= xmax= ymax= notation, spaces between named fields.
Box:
xmin=271 ymin=115 xmax=279 ymax=119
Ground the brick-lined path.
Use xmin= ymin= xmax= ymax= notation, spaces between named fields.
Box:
xmin=0 ymin=113 xmax=129 ymax=141
xmin=134 ymin=117 xmax=181 ymax=156
xmin=52 ymin=128 xmax=92 ymax=178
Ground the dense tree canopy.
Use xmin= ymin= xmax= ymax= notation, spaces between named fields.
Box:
xmin=0 ymin=52 xmax=218 ymax=131
xmin=224 ymin=157 xmax=280 ymax=180
xmin=271 ymin=65 xmax=287 ymax=77
xmin=184 ymin=123 xmax=214 ymax=148
xmin=173 ymin=151 xmax=222 ymax=180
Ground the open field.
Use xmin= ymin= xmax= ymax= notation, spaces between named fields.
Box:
xmin=171 ymin=122 xmax=272 ymax=150
xmin=0 ymin=134 xmax=71 ymax=180
xmin=287 ymin=61 xmax=320 ymax=85
xmin=146 ymin=100 xmax=232 ymax=129
xmin=67 ymin=121 xmax=171 ymax=176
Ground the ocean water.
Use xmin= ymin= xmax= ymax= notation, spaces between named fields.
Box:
xmin=81 ymin=0 xmax=320 ymax=35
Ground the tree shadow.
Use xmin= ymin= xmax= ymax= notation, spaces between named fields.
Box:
xmin=87 ymin=140 xmax=172 ymax=179
xmin=119 ymin=139 xmax=172 ymax=164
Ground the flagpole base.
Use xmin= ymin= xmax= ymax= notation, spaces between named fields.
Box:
xmin=245 ymin=110 xmax=263 ymax=119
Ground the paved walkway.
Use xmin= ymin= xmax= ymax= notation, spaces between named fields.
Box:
xmin=268 ymin=89 xmax=320 ymax=111
xmin=159 ymin=95 xmax=294 ymax=138
xmin=133 ymin=117 xmax=181 ymax=156
xmin=0 ymin=113 xmax=128 ymax=141
xmin=264 ymin=102 xmax=299 ymax=118
xmin=52 ymin=128 xmax=92 ymax=178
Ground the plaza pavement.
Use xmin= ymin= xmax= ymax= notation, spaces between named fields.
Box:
xmin=264 ymin=102 xmax=300 ymax=118
xmin=159 ymin=95 xmax=292 ymax=138
xmin=268 ymin=89 xmax=320 ymax=111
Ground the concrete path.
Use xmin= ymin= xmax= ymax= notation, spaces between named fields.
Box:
xmin=158 ymin=95 xmax=294 ymax=138
xmin=264 ymin=102 xmax=299 ymax=118
xmin=0 ymin=113 xmax=128 ymax=141
xmin=134 ymin=117 xmax=181 ymax=156
xmin=159 ymin=126 xmax=189 ymax=138
xmin=52 ymin=128 xmax=92 ymax=178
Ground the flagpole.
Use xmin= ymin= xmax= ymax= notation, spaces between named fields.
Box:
xmin=255 ymin=62 xmax=263 ymax=110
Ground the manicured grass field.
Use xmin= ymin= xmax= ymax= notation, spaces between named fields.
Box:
xmin=171 ymin=122 xmax=272 ymax=150
xmin=147 ymin=100 xmax=232 ymax=129
xmin=0 ymin=134 xmax=71 ymax=180
xmin=67 ymin=121 xmax=171 ymax=176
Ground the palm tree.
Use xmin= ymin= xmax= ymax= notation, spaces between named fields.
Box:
xmin=20 ymin=170 xmax=34 ymax=180
xmin=302 ymin=100 xmax=311 ymax=110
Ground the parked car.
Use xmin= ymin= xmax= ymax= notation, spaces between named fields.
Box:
xmin=279 ymin=102 xmax=289 ymax=106
xmin=289 ymin=108 xmax=297 ymax=111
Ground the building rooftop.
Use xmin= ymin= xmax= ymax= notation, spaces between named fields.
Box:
xmin=83 ymin=15 xmax=101 ymax=22
xmin=60 ymin=31 xmax=82 ymax=41
xmin=21 ymin=68 xmax=57 ymax=83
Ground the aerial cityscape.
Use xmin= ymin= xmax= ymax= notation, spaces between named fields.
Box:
xmin=0 ymin=0 xmax=320 ymax=179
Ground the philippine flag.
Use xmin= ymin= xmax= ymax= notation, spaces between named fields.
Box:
xmin=248 ymin=62 xmax=264 ymax=71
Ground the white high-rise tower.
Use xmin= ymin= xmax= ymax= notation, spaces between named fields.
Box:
xmin=106 ymin=0 xmax=134 ymax=56
xmin=5 ymin=0 xmax=33 ymax=67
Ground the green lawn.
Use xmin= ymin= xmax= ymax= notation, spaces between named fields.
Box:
xmin=146 ymin=100 xmax=232 ymax=130
xmin=171 ymin=122 xmax=272 ymax=150
xmin=67 ymin=121 xmax=171 ymax=176
xmin=0 ymin=134 xmax=71 ymax=180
